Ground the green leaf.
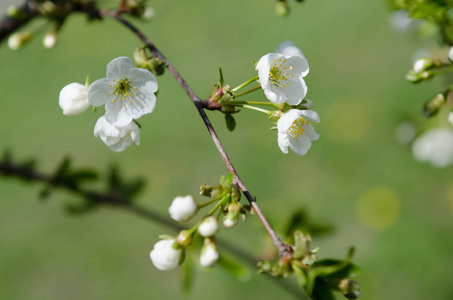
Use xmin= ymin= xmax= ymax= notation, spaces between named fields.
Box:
xmin=292 ymin=262 xmax=307 ymax=287
xmin=218 ymin=67 xmax=224 ymax=87
xmin=224 ymin=173 xmax=234 ymax=189
xmin=312 ymin=259 xmax=361 ymax=279
xmin=225 ymin=114 xmax=236 ymax=132
xmin=218 ymin=253 xmax=250 ymax=282
xmin=181 ymin=254 xmax=194 ymax=295
xmin=311 ymin=278 xmax=335 ymax=300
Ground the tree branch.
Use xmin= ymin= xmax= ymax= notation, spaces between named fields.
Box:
xmin=101 ymin=10 xmax=293 ymax=260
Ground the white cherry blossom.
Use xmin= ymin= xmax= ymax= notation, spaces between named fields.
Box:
xmin=256 ymin=41 xmax=309 ymax=105
xmin=168 ymin=195 xmax=198 ymax=222
xmin=59 ymin=82 xmax=89 ymax=115
xmin=94 ymin=116 xmax=140 ymax=152
xmin=150 ymin=239 xmax=182 ymax=271
xmin=88 ymin=56 xmax=158 ymax=126
xmin=277 ymin=109 xmax=320 ymax=156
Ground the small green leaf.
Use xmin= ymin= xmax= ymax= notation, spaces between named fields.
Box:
xmin=218 ymin=253 xmax=250 ymax=281
xmin=311 ymin=278 xmax=335 ymax=300
xmin=225 ymin=114 xmax=236 ymax=132
xmin=218 ymin=67 xmax=224 ymax=86
xmin=181 ymin=254 xmax=194 ymax=295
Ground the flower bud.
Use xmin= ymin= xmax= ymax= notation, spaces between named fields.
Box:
xmin=169 ymin=195 xmax=198 ymax=222
xmin=7 ymin=31 xmax=31 ymax=50
xmin=43 ymin=31 xmax=57 ymax=49
xmin=198 ymin=216 xmax=219 ymax=237
xmin=142 ymin=7 xmax=155 ymax=20
xmin=59 ymin=82 xmax=90 ymax=115
xmin=337 ymin=279 xmax=361 ymax=299
xmin=200 ymin=238 xmax=220 ymax=267
xmin=175 ymin=229 xmax=193 ymax=247
xmin=133 ymin=47 xmax=148 ymax=66
xmin=423 ymin=93 xmax=445 ymax=117
xmin=449 ymin=47 xmax=453 ymax=62
xmin=413 ymin=58 xmax=433 ymax=73
xmin=275 ymin=1 xmax=290 ymax=17
xmin=223 ymin=202 xmax=241 ymax=228
xmin=7 ymin=5 xmax=25 ymax=19
xmin=149 ymin=239 xmax=182 ymax=271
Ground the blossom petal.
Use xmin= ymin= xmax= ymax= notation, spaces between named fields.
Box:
xmin=303 ymin=123 xmax=320 ymax=141
xmin=300 ymin=110 xmax=320 ymax=123
xmin=289 ymin=135 xmax=312 ymax=156
xmin=105 ymin=100 xmax=133 ymax=126
xmin=128 ymin=68 xmax=158 ymax=93
xmin=88 ymin=78 xmax=112 ymax=107
xmin=278 ymin=131 xmax=290 ymax=154
xmin=265 ymin=83 xmax=287 ymax=104
xmin=256 ymin=53 xmax=282 ymax=89
xmin=276 ymin=41 xmax=305 ymax=58
xmin=279 ymin=77 xmax=307 ymax=106
xmin=106 ymin=56 xmax=133 ymax=80
xmin=277 ymin=109 xmax=300 ymax=132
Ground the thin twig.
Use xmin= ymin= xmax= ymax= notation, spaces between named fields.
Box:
xmin=102 ymin=10 xmax=293 ymax=259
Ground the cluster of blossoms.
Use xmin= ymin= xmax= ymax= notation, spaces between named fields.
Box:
xmin=255 ymin=41 xmax=320 ymax=156
xmin=150 ymin=175 xmax=244 ymax=270
xmin=59 ymin=56 xmax=158 ymax=151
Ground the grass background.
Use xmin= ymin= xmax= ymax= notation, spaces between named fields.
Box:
xmin=1 ymin=0 xmax=452 ymax=299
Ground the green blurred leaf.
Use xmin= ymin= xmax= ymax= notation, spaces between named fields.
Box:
xmin=181 ymin=254 xmax=194 ymax=295
xmin=218 ymin=253 xmax=250 ymax=281
xmin=311 ymin=278 xmax=335 ymax=300
xmin=218 ymin=67 xmax=224 ymax=87
xmin=225 ymin=114 xmax=236 ymax=132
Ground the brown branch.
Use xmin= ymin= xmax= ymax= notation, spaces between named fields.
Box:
xmin=101 ymin=10 xmax=292 ymax=259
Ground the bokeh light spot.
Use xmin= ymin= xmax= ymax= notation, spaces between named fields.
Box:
xmin=357 ymin=187 xmax=401 ymax=231
xmin=324 ymin=99 xmax=370 ymax=143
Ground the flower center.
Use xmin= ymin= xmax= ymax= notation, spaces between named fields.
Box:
xmin=107 ymin=76 xmax=139 ymax=105
xmin=269 ymin=58 xmax=294 ymax=88
xmin=289 ymin=117 xmax=309 ymax=138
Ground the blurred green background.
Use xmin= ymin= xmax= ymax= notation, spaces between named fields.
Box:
xmin=1 ymin=0 xmax=452 ymax=299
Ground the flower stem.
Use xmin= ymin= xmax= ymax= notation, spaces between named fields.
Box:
xmin=198 ymin=192 xmax=228 ymax=208
xmin=230 ymin=100 xmax=278 ymax=108
xmin=234 ymin=85 xmax=261 ymax=97
xmin=231 ymin=75 xmax=259 ymax=92
xmin=235 ymin=104 xmax=272 ymax=115
xmin=432 ymin=66 xmax=453 ymax=76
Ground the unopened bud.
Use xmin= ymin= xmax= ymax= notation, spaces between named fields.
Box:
xmin=198 ymin=216 xmax=219 ymax=237
xmin=133 ymin=47 xmax=148 ymax=66
xmin=413 ymin=58 xmax=433 ymax=73
xmin=449 ymin=47 xmax=453 ymax=62
xmin=200 ymin=238 xmax=220 ymax=267
xmin=424 ymin=93 xmax=446 ymax=117
xmin=142 ymin=7 xmax=155 ymax=20
xmin=276 ymin=1 xmax=290 ymax=17
xmin=43 ymin=31 xmax=57 ymax=49
xmin=223 ymin=202 xmax=241 ymax=228
xmin=148 ymin=57 xmax=166 ymax=76
xmin=8 ymin=31 xmax=31 ymax=50
xmin=175 ymin=230 xmax=193 ymax=247
xmin=338 ymin=279 xmax=361 ymax=299
xmin=7 ymin=5 xmax=25 ymax=19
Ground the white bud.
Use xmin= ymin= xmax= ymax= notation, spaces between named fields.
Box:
xmin=8 ymin=31 xmax=31 ymax=50
xmin=168 ymin=195 xmax=198 ymax=222
xmin=149 ymin=239 xmax=181 ymax=271
xmin=59 ymin=82 xmax=90 ymax=115
xmin=43 ymin=31 xmax=57 ymax=49
xmin=223 ymin=214 xmax=239 ymax=228
xmin=413 ymin=58 xmax=433 ymax=73
xmin=142 ymin=7 xmax=155 ymax=20
xmin=200 ymin=239 xmax=219 ymax=267
xmin=198 ymin=216 xmax=219 ymax=237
